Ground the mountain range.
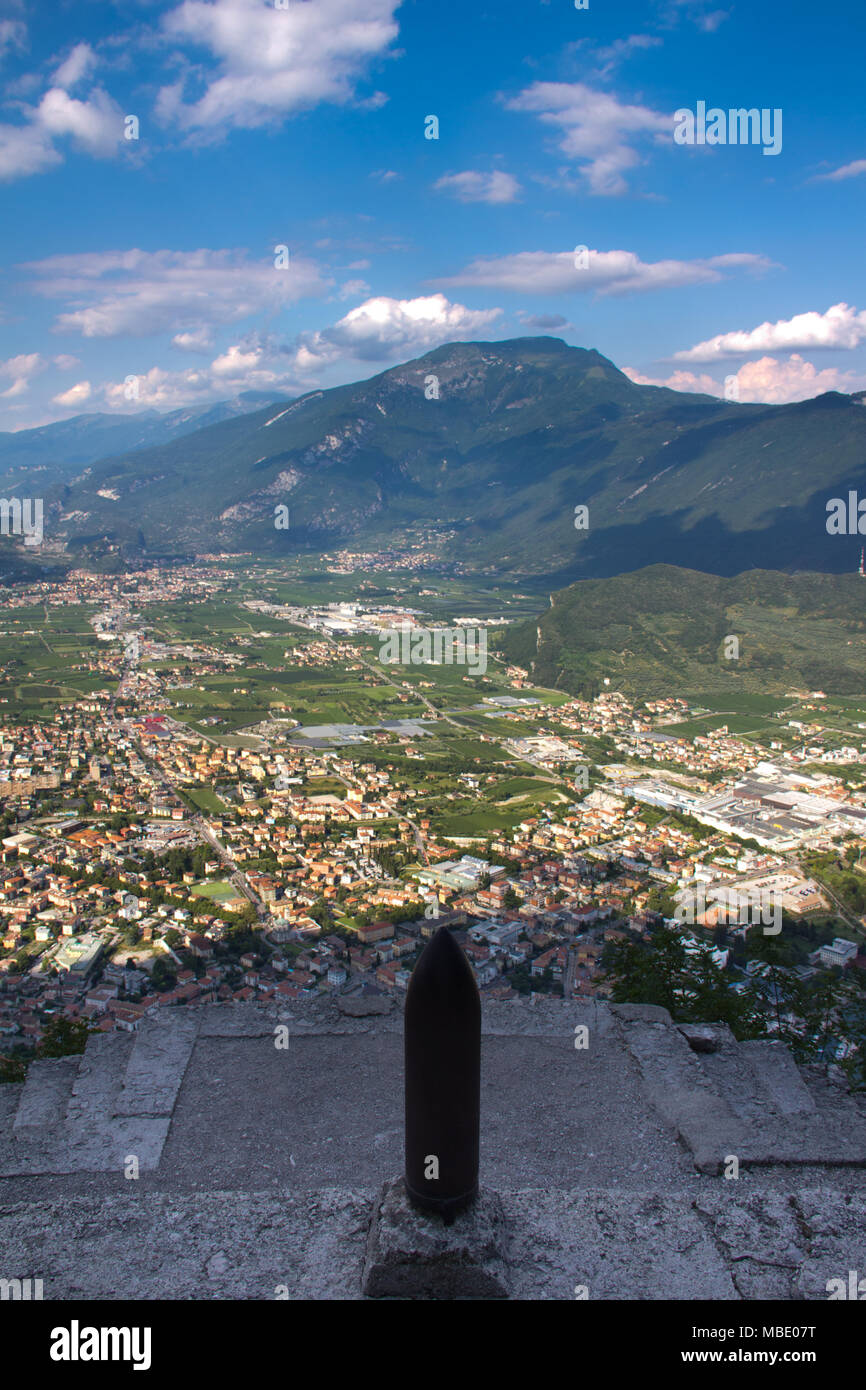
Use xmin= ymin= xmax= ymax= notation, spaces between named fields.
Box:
xmin=0 ymin=391 xmax=288 ymax=496
xmin=5 ymin=338 xmax=866 ymax=581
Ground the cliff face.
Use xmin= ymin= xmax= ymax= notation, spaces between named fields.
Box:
xmin=2 ymin=995 xmax=865 ymax=1299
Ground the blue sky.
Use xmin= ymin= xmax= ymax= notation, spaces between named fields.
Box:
xmin=0 ymin=0 xmax=863 ymax=428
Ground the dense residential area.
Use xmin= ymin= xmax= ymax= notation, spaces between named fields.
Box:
xmin=1 ymin=560 xmax=865 ymax=1083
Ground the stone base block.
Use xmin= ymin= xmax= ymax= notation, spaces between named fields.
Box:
xmin=362 ymin=1178 xmax=509 ymax=1299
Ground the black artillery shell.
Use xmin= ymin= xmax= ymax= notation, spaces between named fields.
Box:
xmin=404 ymin=925 xmax=481 ymax=1219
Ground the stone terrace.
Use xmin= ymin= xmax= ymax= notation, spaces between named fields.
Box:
xmin=1 ymin=995 xmax=865 ymax=1299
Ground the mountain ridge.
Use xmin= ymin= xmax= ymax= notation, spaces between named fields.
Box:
xmin=8 ymin=336 xmax=866 ymax=580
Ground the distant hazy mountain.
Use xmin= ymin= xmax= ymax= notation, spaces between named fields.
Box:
xmin=0 ymin=391 xmax=289 ymax=493
xmin=30 ymin=338 xmax=866 ymax=578
xmin=501 ymin=564 xmax=866 ymax=699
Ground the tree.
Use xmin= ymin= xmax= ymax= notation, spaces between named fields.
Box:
xmin=601 ymin=923 xmax=758 ymax=1035
xmin=37 ymin=1016 xmax=96 ymax=1058
xmin=151 ymin=957 xmax=178 ymax=992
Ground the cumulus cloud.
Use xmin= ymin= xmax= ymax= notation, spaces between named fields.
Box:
xmin=157 ymin=0 xmax=400 ymax=133
xmin=91 ymin=293 xmax=503 ymax=414
xmin=505 ymin=81 xmax=671 ymax=195
xmin=441 ymin=246 xmax=772 ymax=296
xmin=0 ymin=38 xmax=124 ymax=182
xmin=288 ymin=292 xmax=502 ymax=369
xmin=433 ymin=170 xmax=521 ymax=204
xmin=210 ymin=344 xmax=261 ymax=376
xmin=53 ymin=380 xmax=92 ymax=407
xmin=24 ymin=247 xmax=331 ymax=338
xmin=623 ymin=366 xmax=725 ymax=395
xmin=625 ymin=355 xmax=866 ymax=403
xmin=733 ymin=355 xmax=866 ymax=403
xmin=36 ymin=86 xmax=124 ymax=157
xmin=101 ymin=346 xmax=301 ymax=412
xmin=674 ymin=303 xmax=866 ymax=362
xmin=53 ymin=43 xmax=97 ymax=90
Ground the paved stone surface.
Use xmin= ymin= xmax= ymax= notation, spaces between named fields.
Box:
xmin=2 ymin=997 xmax=866 ymax=1297
xmin=1 ymin=1184 xmax=862 ymax=1299
xmin=157 ymin=1027 xmax=689 ymax=1191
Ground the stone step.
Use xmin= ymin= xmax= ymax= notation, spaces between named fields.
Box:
xmin=64 ymin=1032 xmax=135 ymax=1126
xmin=736 ymin=1113 xmax=866 ymax=1167
xmin=739 ymin=1039 xmax=817 ymax=1116
xmin=12 ymin=1056 xmax=79 ymax=1132
xmin=623 ymin=1015 xmax=866 ymax=1172
xmin=0 ymin=1081 xmax=23 ymax=1130
xmin=113 ymin=1012 xmax=199 ymax=1117
xmin=0 ymin=1116 xmax=171 ymax=1177
xmin=617 ymin=1016 xmax=752 ymax=1174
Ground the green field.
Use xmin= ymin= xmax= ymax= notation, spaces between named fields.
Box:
xmin=189 ymin=880 xmax=238 ymax=903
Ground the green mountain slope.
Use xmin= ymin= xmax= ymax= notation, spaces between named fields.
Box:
xmin=41 ymin=338 xmax=866 ymax=579
xmin=500 ymin=564 xmax=866 ymax=698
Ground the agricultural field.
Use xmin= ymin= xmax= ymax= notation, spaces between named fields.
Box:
xmin=0 ymin=604 xmax=109 ymax=716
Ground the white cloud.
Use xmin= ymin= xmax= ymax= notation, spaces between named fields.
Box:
xmin=92 ymin=294 xmax=503 ymax=413
xmin=52 ymin=354 xmax=81 ymax=370
xmin=0 ymin=352 xmax=44 ymax=378
xmin=586 ymin=35 xmax=663 ymax=79
xmin=0 ymin=121 xmax=59 ymax=180
xmin=172 ymin=328 xmax=214 ymax=353
xmin=623 ymin=366 xmax=724 ymax=394
xmin=53 ymin=43 xmax=97 ymax=91
xmin=210 ymin=344 xmax=261 ymax=376
xmin=674 ymin=303 xmax=866 ymax=362
xmin=434 ymin=170 xmax=521 ymax=204
xmin=338 ymin=278 xmax=371 ymax=299
xmin=625 ymin=355 xmax=866 ymax=403
xmin=505 ymin=81 xmax=672 ymax=195
xmin=101 ymin=345 xmax=301 ymax=412
xmin=53 ymin=380 xmax=92 ymax=408
xmin=0 ymin=48 xmax=124 ymax=182
xmin=0 ymin=378 xmax=30 ymax=400
xmin=0 ymin=352 xmax=46 ymax=396
xmin=102 ymin=366 xmax=214 ymax=411
xmin=0 ymin=19 xmax=26 ymax=63
xmin=661 ymin=0 xmax=729 ymax=30
xmin=290 ymin=292 xmax=502 ymax=368
xmin=36 ymin=86 xmax=124 ymax=157
xmin=442 ymin=247 xmax=772 ymax=296
xmin=733 ymin=355 xmax=866 ymax=403
xmin=158 ymin=0 xmax=400 ymax=133
xmin=24 ymin=247 xmax=331 ymax=338
xmin=518 ymin=312 xmax=572 ymax=331
xmin=814 ymin=159 xmax=866 ymax=182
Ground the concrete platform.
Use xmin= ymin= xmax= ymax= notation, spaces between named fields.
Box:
xmin=1 ymin=996 xmax=865 ymax=1298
